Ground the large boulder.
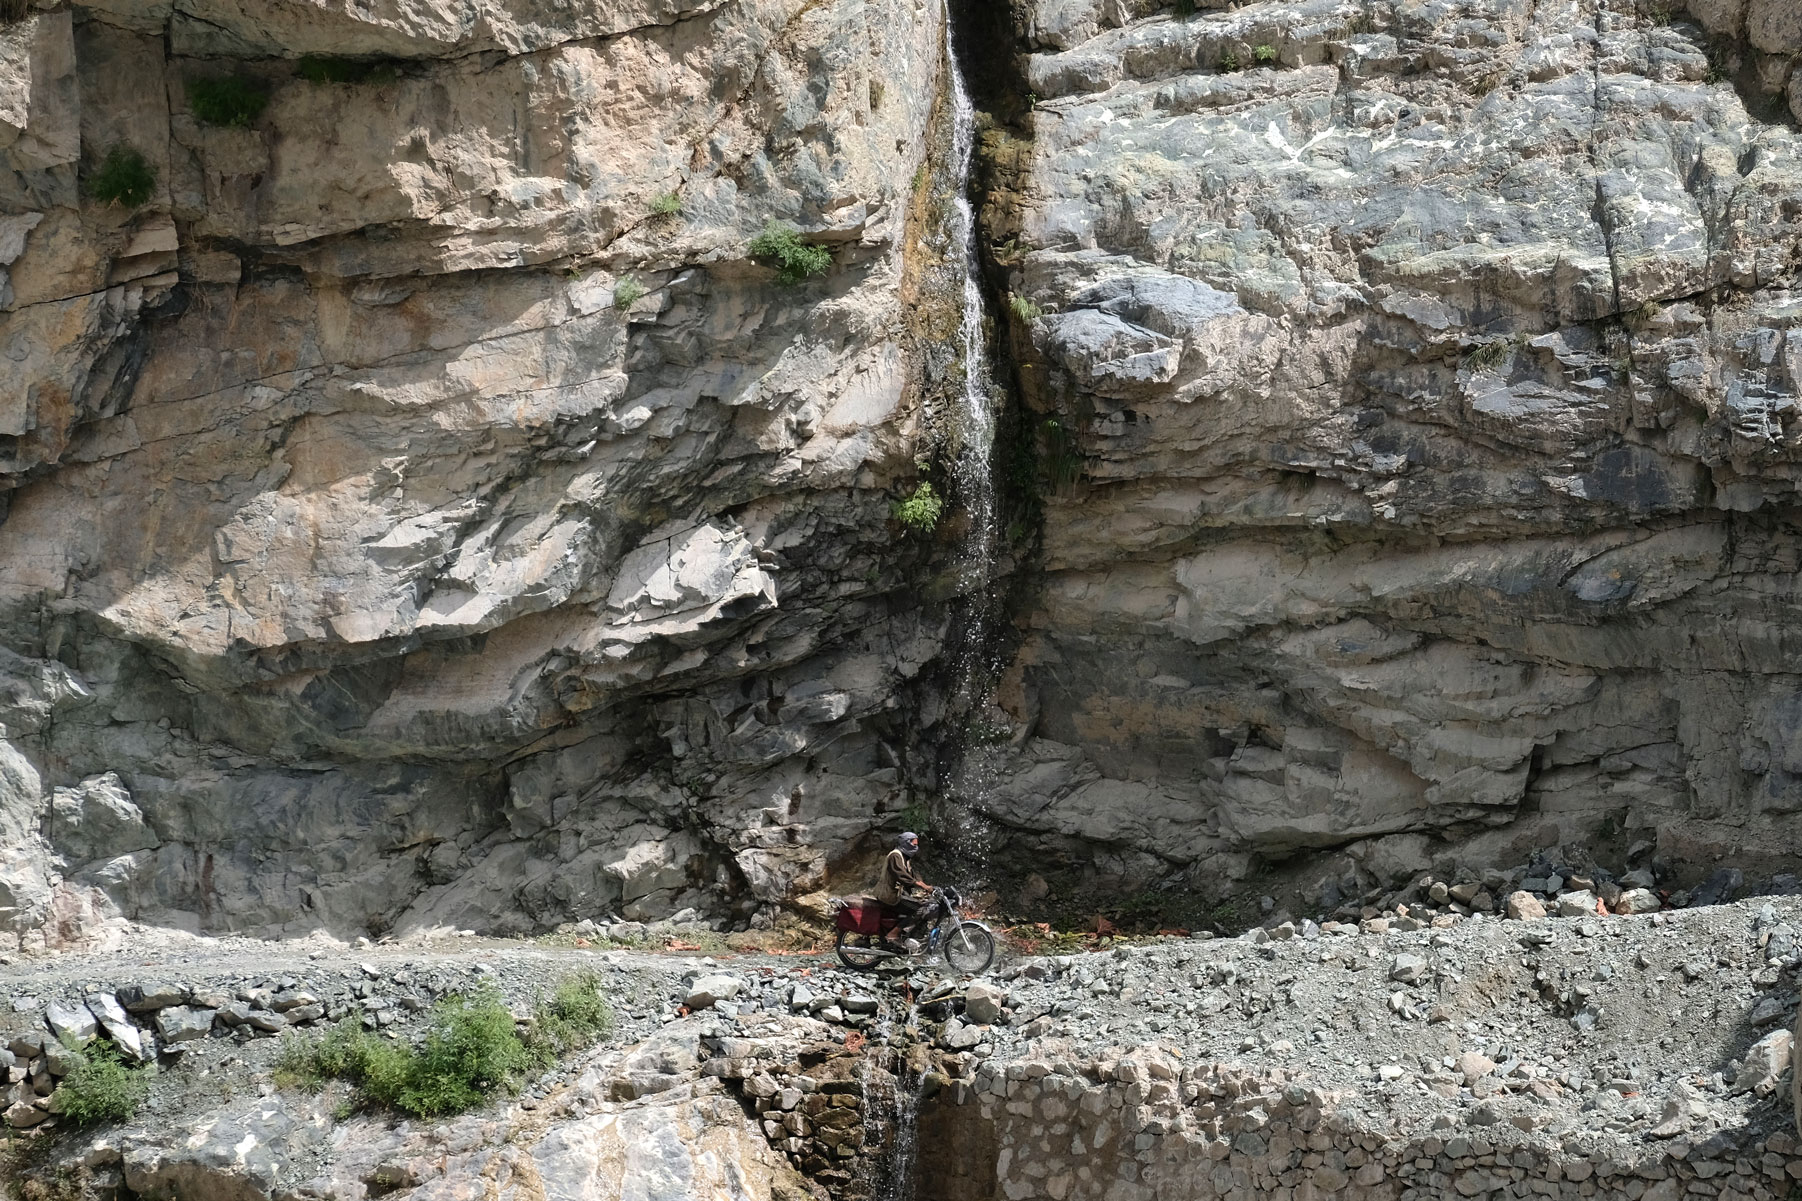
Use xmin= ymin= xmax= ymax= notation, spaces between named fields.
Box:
xmin=1506 ymin=892 xmax=1548 ymax=922
xmin=964 ymin=981 xmax=1008 ymax=1025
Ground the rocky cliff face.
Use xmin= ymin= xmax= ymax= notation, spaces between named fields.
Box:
xmin=2 ymin=0 xmax=1801 ymax=950
xmin=970 ymin=0 xmax=1802 ymax=908
xmin=0 ymin=0 xmax=954 ymax=946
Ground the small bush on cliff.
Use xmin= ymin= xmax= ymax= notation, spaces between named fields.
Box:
xmin=613 ymin=276 xmax=646 ymax=310
xmin=748 ymin=222 xmax=832 ymax=285
xmin=1254 ymin=44 xmax=1277 ymax=64
xmin=893 ymin=481 xmax=944 ymax=532
xmin=187 ymin=76 xmax=269 ymax=127
xmin=87 ymin=145 xmax=156 ymax=208
xmin=649 ymin=191 xmax=683 ymax=217
xmin=276 ymin=976 xmax=611 ymax=1118
xmin=57 ymin=1042 xmax=151 ymax=1127
xmin=1218 ymin=51 xmax=1241 ymax=72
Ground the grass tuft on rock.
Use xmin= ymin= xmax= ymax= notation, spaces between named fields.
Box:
xmin=86 ymin=145 xmax=156 ymax=208
xmin=187 ymin=76 xmax=269 ymax=127
xmin=649 ymin=191 xmax=683 ymax=217
xmin=747 ymin=221 xmax=832 ymax=285
xmin=613 ymin=276 xmax=646 ymax=310
xmin=57 ymin=1042 xmax=151 ymax=1127
xmin=1462 ymin=337 xmax=1516 ymax=373
xmin=1009 ymin=294 xmax=1042 ymax=321
xmin=276 ymin=976 xmax=611 ymax=1119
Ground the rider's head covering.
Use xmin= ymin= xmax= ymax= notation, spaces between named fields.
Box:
xmin=898 ymin=831 xmax=920 ymax=857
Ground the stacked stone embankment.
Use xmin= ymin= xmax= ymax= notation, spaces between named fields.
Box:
xmin=923 ymin=1053 xmax=1802 ymax=1201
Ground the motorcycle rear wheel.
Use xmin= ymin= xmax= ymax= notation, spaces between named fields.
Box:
xmin=942 ymin=922 xmax=997 ymax=974
xmin=835 ymin=929 xmax=887 ymax=969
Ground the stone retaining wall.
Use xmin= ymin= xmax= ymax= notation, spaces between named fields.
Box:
xmin=919 ymin=1053 xmax=1800 ymax=1201
xmin=698 ymin=1016 xmax=929 ymax=1201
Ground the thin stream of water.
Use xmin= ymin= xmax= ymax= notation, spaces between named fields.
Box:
xmin=859 ymin=1012 xmax=926 ymax=1201
xmin=864 ymin=14 xmax=1003 ymax=1200
xmin=939 ymin=0 xmax=1002 ymax=880
xmin=945 ymin=6 xmax=997 ymax=592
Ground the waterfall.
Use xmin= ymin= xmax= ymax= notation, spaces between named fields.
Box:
xmin=937 ymin=0 xmax=1003 ymax=878
xmin=859 ymin=1012 xmax=927 ymax=1201
xmin=944 ymin=6 xmax=997 ymax=591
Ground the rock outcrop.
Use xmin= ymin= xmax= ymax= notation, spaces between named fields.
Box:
xmin=972 ymin=0 xmax=1802 ymax=902
xmin=0 ymin=0 xmax=952 ymax=946
xmin=5 ymin=0 xmax=1802 ymax=948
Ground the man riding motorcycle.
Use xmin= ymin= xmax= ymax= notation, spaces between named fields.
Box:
xmin=875 ymin=831 xmax=929 ymax=949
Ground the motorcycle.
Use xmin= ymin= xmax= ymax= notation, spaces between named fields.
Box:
xmin=830 ymin=885 xmax=997 ymax=973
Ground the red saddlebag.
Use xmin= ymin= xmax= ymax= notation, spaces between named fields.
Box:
xmin=834 ymin=898 xmax=884 ymax=935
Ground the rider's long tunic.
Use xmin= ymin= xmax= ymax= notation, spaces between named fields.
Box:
xmin=875 ymin=849 xmax=921 ymax=906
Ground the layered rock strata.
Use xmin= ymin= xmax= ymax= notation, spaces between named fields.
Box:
xmin=5 ymin=0 xmax=1802 ymax=948
xmin=972 ymin=0 xmax=1802 ymax=901
xmin=0 ymin=0 xmax=952 ymax=945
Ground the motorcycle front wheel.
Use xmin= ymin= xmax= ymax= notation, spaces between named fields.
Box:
xmin=941 ymin=922 xmax=997 ymax=974
xmin=836 ymin=929 xmax=887 ymax=969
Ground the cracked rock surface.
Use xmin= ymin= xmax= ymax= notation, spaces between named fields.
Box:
xmin=0 ymin=0 xmax=951 ymax=946
xmin=974 ymin=0 xmax=1802 ymax=901
xmin=4 ymin=0 xmax=1802 ymax=953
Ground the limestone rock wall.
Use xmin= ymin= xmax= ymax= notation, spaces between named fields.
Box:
xmin=7 ymin=0 xmax=1802 ymax=948
xmin=972 ymin=0 xmax=1802 ymax=901
xmin=0 ymin=0 xmax=950 ymax=946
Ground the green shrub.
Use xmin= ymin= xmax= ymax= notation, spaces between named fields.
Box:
xmin=297 ymin=55 xmax=399 ymax=85
xmin=1254 ymin=44 xmax=1277 ymax=64
xmin=747 ymin=222 xmax=832 ymax=285
xmin=1009 ymin=294 xmax=1042 ymax=321
xmin=529 ymin=973 xmax=613 ymax=1057
xmin=897 ymin=800 xmax=929 ymax=833
xmin=276 ymin=977 xmax=609 ymax=1119
xmin=187 ymin=76 xmax=268 ymax=127
xmin=1218 ymin=52 xmax=1241 ymax=72
xmin=893 ymin=481 xmax=943 ymax=532
xmin=396 ymin=989 xmax=538 ymax=1117
xmin=56 ymin=1042 xmax=150 ymax=1127
xmin=613 ymin=276 xmax=646 ymax=310
xmin=87 ymin=145 xmax=156 ymax=208
xmin=649 ymin=191 xmax=683 ymax=217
